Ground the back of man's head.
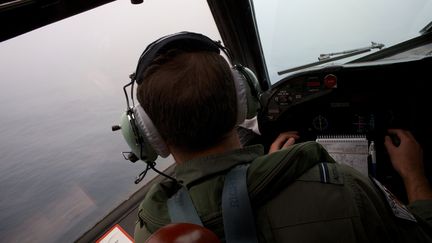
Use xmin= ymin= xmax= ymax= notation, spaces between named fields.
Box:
xmin=137 ymin=49 xmax=237 ymax=152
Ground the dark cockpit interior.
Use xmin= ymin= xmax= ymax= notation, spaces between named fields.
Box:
xmin=245 ymin=40 xmax=432 ymax=202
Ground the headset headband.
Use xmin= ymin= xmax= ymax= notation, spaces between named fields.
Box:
xmin=134 ymin=32 xmax=222 ymax=84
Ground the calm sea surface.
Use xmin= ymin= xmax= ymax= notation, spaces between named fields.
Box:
xmin=0 ymin=58 xmax=173 ymax=242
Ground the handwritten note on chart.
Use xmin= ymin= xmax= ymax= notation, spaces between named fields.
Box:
xmin=316 ymin=135 xmax=369 ymax=176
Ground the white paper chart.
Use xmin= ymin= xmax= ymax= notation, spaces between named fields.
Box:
xmin=316 ymin=135 xmax=369 ymax=176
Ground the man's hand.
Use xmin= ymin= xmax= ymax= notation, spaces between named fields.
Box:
xmin=384 ymin=129 xmax=432 ymax=203
xmin=269 ymin=131 xmax=299 ymax=154
xmin=384 ymin=129 xmax=424 ymax=180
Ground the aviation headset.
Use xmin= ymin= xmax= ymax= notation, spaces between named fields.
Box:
xmin=115 ymin=31 xmax=261 ymax=164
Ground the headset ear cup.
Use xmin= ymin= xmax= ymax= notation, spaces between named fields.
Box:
xmin=231 ymin=69 xmax=247 ymax=124
xmin=232 ymin=66 xmax=261 ymax=121
xmin=241 ymin=67 xmax=262 ymax=98
xmin=133 ymin=104 xmax=170 ymax=158
xmin=120 ymin=111 xmax=151 ymax=162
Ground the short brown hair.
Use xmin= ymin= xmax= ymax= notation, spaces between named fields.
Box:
xmin=137 ymin=50 xmax=237 ymax=151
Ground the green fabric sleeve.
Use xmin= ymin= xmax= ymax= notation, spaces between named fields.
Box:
xmin=408 ymin=200 xmax=432 ymax=227
xmin=134 ymin=220 xmax=152 ymax=242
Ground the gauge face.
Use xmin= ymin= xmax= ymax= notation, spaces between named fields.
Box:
xmin=352 ymin=114 xmax=368 ymax=133
xmin=312 ymin=115 xmax=329 ymax=131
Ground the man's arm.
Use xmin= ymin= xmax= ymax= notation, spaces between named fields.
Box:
xmin=385 ymin=129 xmax=432 ymax=227
xmin=384 ymin=129 xmax=432 ymax=203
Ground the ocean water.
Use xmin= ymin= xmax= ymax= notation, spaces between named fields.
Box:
xmin=0 ymin=63 xmax=173 ymax=242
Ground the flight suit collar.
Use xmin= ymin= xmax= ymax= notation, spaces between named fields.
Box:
xmin=175 ymin=144 xmax=264 ymax=187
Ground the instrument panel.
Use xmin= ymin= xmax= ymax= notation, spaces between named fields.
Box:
xmin=257 ymin=57 xmax=432 ymax=202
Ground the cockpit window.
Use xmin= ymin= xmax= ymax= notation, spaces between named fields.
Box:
xmin=0 ymin=1 xmax=219 ymax=242
xmin=252 ymin=0 xmax=432 ymax=84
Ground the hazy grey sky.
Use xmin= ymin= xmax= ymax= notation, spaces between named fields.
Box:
xmin=0 ymin=0 xmax=220 ymax=105
xmin=254 ymin=0 xmax=432 ymax=82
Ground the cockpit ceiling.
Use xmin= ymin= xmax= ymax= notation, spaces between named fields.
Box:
xmin=0 ymin=0 xmax=115 ymax=42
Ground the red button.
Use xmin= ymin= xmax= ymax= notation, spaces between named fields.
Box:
xmin=324 ymin=74 xmax=337 ymax=88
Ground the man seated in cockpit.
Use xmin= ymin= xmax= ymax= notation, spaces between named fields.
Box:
xmin=132 ymin=32 xmax=432 ymax=242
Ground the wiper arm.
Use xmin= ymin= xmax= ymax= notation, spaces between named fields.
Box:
xmin=278 ymin=42 xmax=384 ymax=76
xmin=318 ymin=42 xmax=384 ymax=60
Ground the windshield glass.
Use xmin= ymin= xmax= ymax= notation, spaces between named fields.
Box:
xmin=0 ymin=1 xmax=219 ymax=242
xmin=252 ymin=0 xmax=432 ymax=84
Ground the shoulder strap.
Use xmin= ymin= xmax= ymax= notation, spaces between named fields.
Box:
xmin=222 ymin=164 xmax=259 ymax=243
xmin=166 ymin=164 xmax=259 ymax=243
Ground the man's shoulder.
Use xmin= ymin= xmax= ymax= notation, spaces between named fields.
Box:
xmin=247 ymin=141 xmax=337 ymax=204
xmin=137 ymin=181 xmax=177 ymax=229
xmin=249 ymin=141 xmax=376 ymax=188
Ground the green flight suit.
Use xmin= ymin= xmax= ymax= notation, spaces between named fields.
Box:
xmin=134 ymin=142 xmax=432 ymax=242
